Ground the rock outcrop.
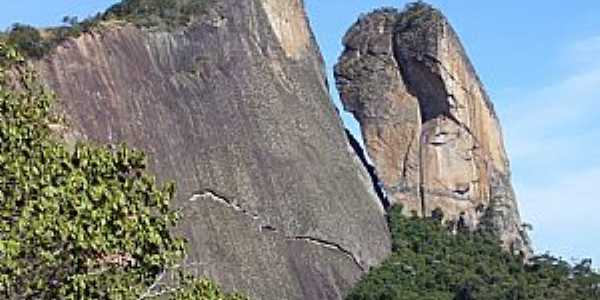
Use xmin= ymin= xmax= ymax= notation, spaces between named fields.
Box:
xmin=335 ymin=4 xmax=529 ymax=254
xmin=35 ymin=0 xmax=391 ymax=299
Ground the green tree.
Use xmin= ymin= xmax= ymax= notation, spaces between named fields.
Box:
xmin=347 ymin=205 xmax=600 ymax=300
xmin=5 ymin=24 xmax=48 ymax=59
xmin=102 ymin=0 xmax=208 ymax=27
xmin=0 ymin=42 xmax=246 ymax=300
xmin=1 ymin=0 xmax=210 ymax=60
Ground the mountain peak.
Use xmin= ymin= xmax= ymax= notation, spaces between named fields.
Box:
xmin=336 ymin=3 xmax=530 ymax=255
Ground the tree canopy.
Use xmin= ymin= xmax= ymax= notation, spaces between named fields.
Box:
xmin=347 ymin=205 xmax=600 ymax=300
xmin=0 ymin=0 xmax=210 ymax=60
xmin=0 ymin=41 xmax=246 ymax=300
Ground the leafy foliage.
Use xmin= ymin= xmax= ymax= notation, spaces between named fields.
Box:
xmin=398 ymin=1 xmax=443 ymax=25
xmin=102 ymin=0 xmax=209 ymax=28
xmin=1 ymin=18 xmax=101 ymax=59
xmin=347 ymin=206 xmax=600 ymax=300
xmin=4 ymin=24 xmax=49 ymax=59
xmin=393 ymin=0 xmax=445 ymax=50
xmin=0 ymin=42 xmax=246 ymax=300
xmin=0 ymin=0 xmax=209 ymax=59
xmin=171 ymin=274 xmax=248 ymax=300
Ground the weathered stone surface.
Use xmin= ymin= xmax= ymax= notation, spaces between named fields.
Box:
xmin=35 ymin=0 xmax=391 ymax=299
xmin=335 ymin=4 xmax=529 ymax=254
xmin=336 ymin=9 xmax=422 ymax=214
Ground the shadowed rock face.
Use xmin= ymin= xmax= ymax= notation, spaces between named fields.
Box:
xmin=35 ymin=0 xmax=391 ymax=299
xmin=335 ymin=4 xmax=529 ymax=254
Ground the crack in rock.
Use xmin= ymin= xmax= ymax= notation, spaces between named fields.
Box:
xmin=189 ymin=190 xmax=260 ymax=221
xmin=291 ymin=236 xmax=365 ymax=272
xmin=401 ymin=128 xmax=417 ymax=179
xmin=345 ymin=129 xmax=389 ymax=209
xmin=421 ymin=53 xmax=497 ymax=119
xmin=386 ymin=183 xmax=475 ymax=202
xmin=188 ymin=191 xmax=366 ymax=272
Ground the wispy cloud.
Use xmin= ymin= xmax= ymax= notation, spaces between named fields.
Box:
xmin=567 ymin=35 xmax=600 ymax=66
xmin=502 ymin=65 xmax=600 ymax=162
xmin=519 ymin=168 xmax=600 ymax=229
xmin=518 ymin=168 xmax=600 ymax=260
xmin=499 ymin=36 xmax=600 ymax=263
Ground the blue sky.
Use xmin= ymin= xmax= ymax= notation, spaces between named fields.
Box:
xmin=306 ymin=0 xmax=600 ymax=267
xmin=1 ymin=1 xmax=598 ymax=266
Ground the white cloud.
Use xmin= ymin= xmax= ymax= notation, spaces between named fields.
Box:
xmin=519 ymin=168 xmax=600 ymax=228
xmin=500 ymin=37 xmax=600 ymax=160
xmin=567 ymin=36 xmax=600 ymax=66
xmin=499 ymin=36 xmax=600 ymax=264
xmin=518 ymin=168 xmax=600 ymax=262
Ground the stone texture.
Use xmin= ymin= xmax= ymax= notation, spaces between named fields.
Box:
xmin=335 ymin=4 xmax=529 ymax=254
xmin=34 ymin=0 xmax=391 ymax=299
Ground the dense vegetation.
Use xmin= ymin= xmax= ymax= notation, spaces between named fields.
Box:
xmin=347 ymin=206 xmax=600 ymax=300
xmin=0 ymin=0 xmax=209 ymax=59
xmin=0 ymin=42 xmax=246 ymax=299
xmin=0 ymin=16 xmax=104 ymax=60
xmin=102 ymin=0 xmax=209 ymax=27
xmin=397 ymin=1 xmax=443 ymax=25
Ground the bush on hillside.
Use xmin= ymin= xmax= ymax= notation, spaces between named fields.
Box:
xmin=2 ymin=16 xmax=100 ymax=60
xmin=0 ymin=42 xmax=246 ymax=300
xmin=347 ymin=205 xmax=600 ymax=300
xmin=1 ymin=0 xmax=209 ymax=60
xmin=5 ymin=24 xmax=49 ymax=59
xmin=102 ymin=0 xmax=208 ymax=27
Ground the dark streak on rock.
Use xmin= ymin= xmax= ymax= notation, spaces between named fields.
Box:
xmin=345 ymin=129 xmax=389 ymax=209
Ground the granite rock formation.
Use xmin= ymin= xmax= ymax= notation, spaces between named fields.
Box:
xmin=35 ymin=0 xmax=391 ymax=299
xmin=335 ymin=4 xmax=529 ymax=254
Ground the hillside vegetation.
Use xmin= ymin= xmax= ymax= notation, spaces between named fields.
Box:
xmin=347 ymin=206 xmax=600 ymax=300
xmin=102 ymin=0 xmax=209 ymax=27
xmin=0 ymin=42 xmax=246 ymax=299
xmin=0 ymin=0 xmax=209 ymax=59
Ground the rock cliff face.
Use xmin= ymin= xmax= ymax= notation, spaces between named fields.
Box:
xmin=35 ymin=0 xmax=391 ymax=299
xmin=335 ymin=4 xmax=529 ymax=254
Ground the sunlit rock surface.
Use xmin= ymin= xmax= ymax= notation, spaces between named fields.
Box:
xmin=35 ymin=0 xmax=391 ymax=299
xmin=335 ymin=4 xmax=529 ymax=254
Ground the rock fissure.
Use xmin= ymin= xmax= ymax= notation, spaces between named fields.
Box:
xmin=387 ymin=184 xmax=475 ymax=203
xmin=418 ymin=129 xmax=426 ymax=217
xmin=345 ymin=129 xmax=389 ymax=209
xmin=189 ymin=190 xmax=260 ymax=221
xmin=386 ymin=182 xmax=418 ymax=195
xmin=422 ymin=53 xmax=498 ymax=120
xmin=290 ymin=236 xmax=366 ymax=272
xmin=401 ymin=128 xmax=416 ymax=179
xmin=190 ymin=190 xmax=367 ymax=272
xmin=398 ymin=49 xmax=496 ymax=122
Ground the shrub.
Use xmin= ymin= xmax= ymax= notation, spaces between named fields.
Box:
xmin=3 ymin=17 xmax=100 ymax=60
xmin=0 ymin=42 xmax=246 ymax=300
xmin=347 ymin=205 xmax=600 ymax=300
xmin=2 ymin=0 xmax=210 ymax=60
xmin=102 ymin=0 xmax=209 ymax=27
xmin=5 ymin=23 xmax=49 ymax=59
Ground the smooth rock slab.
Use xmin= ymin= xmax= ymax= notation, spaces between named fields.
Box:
xmin=36 ymin=0 xmax=391 ymax=298
xmin=336 ymin=4 xmax=529 ymax=254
